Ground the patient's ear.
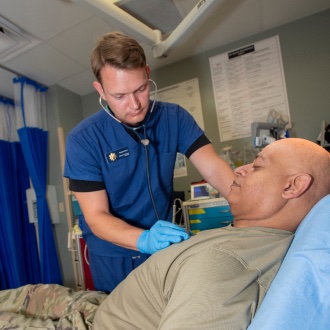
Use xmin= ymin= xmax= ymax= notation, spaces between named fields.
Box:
xmin=282 ymin=173 xmax=313 ymax=199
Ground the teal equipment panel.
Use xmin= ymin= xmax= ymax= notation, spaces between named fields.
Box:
xmin=183 ymin=198 xmax=233 ymax=234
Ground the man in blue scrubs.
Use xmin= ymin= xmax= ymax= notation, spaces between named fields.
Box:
xmin=64 ymin=32 xmax=235 ymax=293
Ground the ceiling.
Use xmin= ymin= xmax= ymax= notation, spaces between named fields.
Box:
xmin=1 ymin=0 xmax=330 ymax=99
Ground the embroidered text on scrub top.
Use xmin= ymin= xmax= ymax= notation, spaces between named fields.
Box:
xmin=105 ymin=147 xmax=130 ymax=163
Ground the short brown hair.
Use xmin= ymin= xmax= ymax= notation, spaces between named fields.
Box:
xmin=91 ymin=32 xmax=147 ymax=83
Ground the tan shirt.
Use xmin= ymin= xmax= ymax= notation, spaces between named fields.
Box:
xmin=93 ymin=226 xmax=293 ymax=330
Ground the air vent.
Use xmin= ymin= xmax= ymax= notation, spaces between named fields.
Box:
xmin=0 ymin=16 xmax=40 ymax=62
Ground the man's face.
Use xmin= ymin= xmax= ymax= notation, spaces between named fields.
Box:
xmin=94 ymin=65 xmax=151 ymax=126
xmin=227 ymin=143 xmax=289 ymax=225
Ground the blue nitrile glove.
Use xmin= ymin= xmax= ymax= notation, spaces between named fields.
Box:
xmin=137 ymin=220 xmax=190 ymax=254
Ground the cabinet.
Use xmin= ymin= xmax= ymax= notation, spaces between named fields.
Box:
xmin=182 ymin=197 xmax=233 ymax=234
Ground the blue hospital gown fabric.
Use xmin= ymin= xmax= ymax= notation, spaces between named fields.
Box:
xmin=93 ymin=226 xmax=293 ymax=330
xmin=64 ymin=101 xmax=204 ymax=257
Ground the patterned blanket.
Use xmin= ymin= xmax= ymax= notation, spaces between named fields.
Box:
xmin=0 ymin=284 xmax=107 ymax=329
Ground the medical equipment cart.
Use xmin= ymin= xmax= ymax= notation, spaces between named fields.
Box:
xmin=182 ymin=197 xmax=233 ymax=234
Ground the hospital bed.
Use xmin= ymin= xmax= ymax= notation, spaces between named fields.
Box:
xmin=248 ymin=193 xmax=330 ymax=329
xmin=0 ymin=194 xmax=329 ymax=329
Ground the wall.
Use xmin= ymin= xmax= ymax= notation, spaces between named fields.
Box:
xmin=50 ymin=9 xmax=330 ymax=286
xmin=47 ymin=85 xmax=83 ymax=288
xmin=81 ymin=9 xmax=330 ymax=197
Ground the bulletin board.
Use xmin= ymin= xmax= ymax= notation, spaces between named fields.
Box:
xmin=209 ymin=35 xmax=291 ymax=142
xmin=152 ymin=78 xmax=204 ymax=129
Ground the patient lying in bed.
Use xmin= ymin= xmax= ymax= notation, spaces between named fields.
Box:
xmin=93 ymin=139 xmax=329 ymax=329
xmin=1 ymin=139 xmax=329 ymax=330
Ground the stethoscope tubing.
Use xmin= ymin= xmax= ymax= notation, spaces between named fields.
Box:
xmin=99 ymin=79 xmax=160 ymax=220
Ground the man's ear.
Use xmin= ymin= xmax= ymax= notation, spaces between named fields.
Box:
xmin=93 ymin=81 xmax=104 ymax=98
xmin=282 ymin=173 xmax=313 ymax=199
xmin=145 ymin=64 xmax=151 ymax=78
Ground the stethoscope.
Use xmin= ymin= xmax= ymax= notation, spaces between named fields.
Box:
xmin=99 ymin=79 xmax=160 ymax=220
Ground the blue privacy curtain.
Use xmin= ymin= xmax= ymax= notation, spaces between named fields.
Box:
xmin=0 ymin=97 xmax=40 ymax=289
xmin=13 ymin=77 xmax=63 ymax=284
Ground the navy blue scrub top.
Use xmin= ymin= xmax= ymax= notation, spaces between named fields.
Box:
xmin=64 ymin=100 xmax=204 ymax=257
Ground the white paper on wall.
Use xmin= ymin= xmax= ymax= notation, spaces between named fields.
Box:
xmin=209 ymin=35 xmax=291 ymax=142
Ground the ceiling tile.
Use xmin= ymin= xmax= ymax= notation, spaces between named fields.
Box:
xmin=4 ymin=43 xmax=84 ymax=87
xmin=49 ymin=16 xmax=116 ymax=68
xmin=0 ymin=0 xmax=93 ymax=40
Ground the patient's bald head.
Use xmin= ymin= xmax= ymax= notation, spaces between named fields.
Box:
xmin=228 ymin=138 xmax=330 ymax=231
xmin=280 ymin=138 xmax=330 ymax=199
